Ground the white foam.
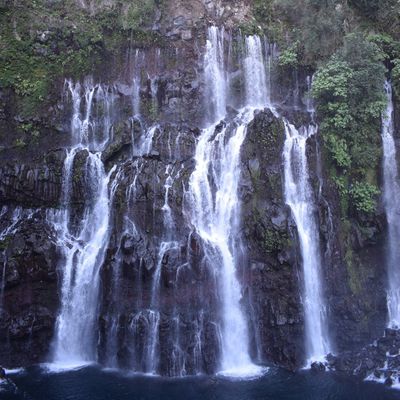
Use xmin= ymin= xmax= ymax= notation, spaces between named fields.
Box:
xmin=4 ymin=368 xmax=24 ymax=375
xmin=41 ymin=361 xmax=95 ymax=374
xmin=217 ymin=365 xmax=268 ymax=380
xmin=302 ymin=354 xmax=329 ymax=370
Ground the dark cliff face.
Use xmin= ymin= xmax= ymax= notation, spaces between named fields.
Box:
xmin=0 ymin=1 xmax=392 ymax=375
xmin=321 ymin=169 xmax=388 ymax=354
xmin=240 ymin=110 xmax=305 ymax=367
xmin=0 ymin=211 xmax=60 ymax=366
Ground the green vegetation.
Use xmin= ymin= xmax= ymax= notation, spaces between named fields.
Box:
xmin=252 ymin=0 xmax=347 ymax=64
xmin=14 ymin=138 xmax=27 ymax=148
xmin=121 ymin=0 xmax=157 ymax=30
xmin=348 ymin=0 xmax=399 ymax=28
xmin=252 ymin=0 xmax=399 ymax=65
xmin=278 ymin=42 xmax=299 ymax=67
xmin=0 ymin=0 xmax=161 ymax=118
xmin=263 ymin=228 xmax=289 ymax=253
xmin=312 ymin=33 xmax=385 ymax=214
xmin=368 ymin=33 xmax=400 ymax=96
xmin=349 ymin=182 xmax=380 ymax=214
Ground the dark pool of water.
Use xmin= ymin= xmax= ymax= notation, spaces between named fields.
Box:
xmin=1 ymin=366 xmax=400 ymax=400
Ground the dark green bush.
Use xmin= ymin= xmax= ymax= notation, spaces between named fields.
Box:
xmin=313 ymin=33 xmax=386 ymax=214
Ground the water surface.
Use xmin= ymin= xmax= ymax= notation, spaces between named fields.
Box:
xmin=1 ymin=366 xmax=400 ymax=400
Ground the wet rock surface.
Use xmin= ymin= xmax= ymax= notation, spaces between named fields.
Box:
xmin=328 ymin=329 xmax=400 ymax=386
xmin=0 ymin=213 xmax=60 ymax=367
xmin=240 ymin=109 xmax=304 ymax=369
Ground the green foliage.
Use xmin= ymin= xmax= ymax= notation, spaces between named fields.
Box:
xmin=0 ymin=0 xmax=162 ymax=118
xmin=313 ymin=59 xmax=353 ymax=98
xmin=349 ymin=0 xmax=398 ymax=22
xmin=278 ymin=42 xmax=299 ymax=67
xmin=368 ymin=34 xmax=400 ymax=96
xmin=18 ymin=122 xmax=40 ymax=140
xmin=14 ymin=138 xmax=27 ymax=148
xmin=249 ymin=0 xmax=398 ymax=219
xmin=269 ymin=0 xmax=347 ymax=64
xmin=253 ymin=0 xmax=274 ymax=24
xmin=313 ymin=33 xmax=386 ymax=214
xmin=393 ymin=58 xmax=400 ymax=95
xmin=238 ymin=22 xmax=263 ymax=37
xmin=350 ymin=182 xmax=380 ymax=213
xmin=121 ymin=0 xmax=157 ymax=31
xmin=348 ymin=0 xmax=381 ymax=18
xmin=0 ymin=236 xmax=11 ymax=251
xmin=368 ymin=34 xmax=400 ymax=61
xmin=349 ymin=0 xmax=400 ymax=39
xmin=263 ymin=229 xmax=289 ymax=253
xmin=325 ymin=133 xmax=351 ymax=168
xmin=0 ymin=2 xmax=107 ymax=116
xmin=331 ymin=173 xmax=350 ymax=215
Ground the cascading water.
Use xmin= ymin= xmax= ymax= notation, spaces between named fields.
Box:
xmin=132 ymin=49 xmax=143 ymax=118
xmin=283 ymin=122 xmax=331 ymax=364
xmin=101 ymin=50 xmax=172 ymax=374
xmin=0 ymin=207 xmax=28 ymax=315
xmin=42 ymin=26 xmax=324 ymax=378
xmin=244 ymin=35 xmax=269 ymax=107
xmin=188 ymin=112 xmax=259 ymax=377
xmin=186 ymin=28 xmax=268 ymax=377
xmin=204 ymin=26 xmax=227 ymax=122
xmin=49 ymin=80 xmax=116 ymax=368
xmin=305 ymin=75 xmax=315 ymax=118
xmin=381 ymin=81 xmax=400 ymax=328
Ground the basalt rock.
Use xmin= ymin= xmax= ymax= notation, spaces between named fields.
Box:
xmin=328 ymin=328 xmax=400 ymax=386
xmin=240 ymin=109 xmax=304 ymax=369
xmin=0 ymin=214 xmax=60 ymax=367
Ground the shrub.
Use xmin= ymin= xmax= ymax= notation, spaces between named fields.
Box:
xmin=278 ymin=42 xmax=299 ymax=67
xmin=121 ymin=0 xmax=157 ymax=31
xmin=350 ymin=182 xmax=380 ymax=214
xmin=313 ymin=33 xmax=386 ymax=214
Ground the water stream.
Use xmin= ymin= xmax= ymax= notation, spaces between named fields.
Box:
xmin=282 ymin=121 xmax=331 ymax=363
xmin=49 ymin=81 xmax=116 ymax=368
xmin=381 ymin=80 xmax=400 ymax=328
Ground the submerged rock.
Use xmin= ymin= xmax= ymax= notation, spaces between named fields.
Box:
xmin=311 ymin=362 xmax=326 ymax=372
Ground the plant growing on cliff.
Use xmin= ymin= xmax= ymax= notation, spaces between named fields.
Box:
xmin=313 ymin=33 xmax=386 ymax=214
xmin=350 ymin=182 xmax=380 ymax=214
xmin=348 ymin=0 xmax=399 ymax=33
xmin=278 ymin=42 xmax=299 ymax=67
xmin=265 ymin=0 xmax=347 ymax=64
xmin=0 ymin=0 xmax=163 ymax=119
xmin=263 ymin=228 xmax=289 ymax=253
xmin=0 ymin=1 xmax=108 ymax=117
xmin=368 ymin=34 xmax=400 ymax=96
xmin=121 ymin=0 xmax=157 ymax=31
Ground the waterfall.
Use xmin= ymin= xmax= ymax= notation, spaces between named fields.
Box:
xmin=188 ymin=111 xmax=260 ymax=377
xmin=381 ymin=81 xmax=400 ymax=328
xmin=305 ymin=75 xmax=315 ymax=117
xmin=204 ymin=26 xmax=227 ymax=122
xmin=0 ymin=207 xmax=27 ymax=315
xmin=137 ymin=125 xmax=158 ymax=156
xmin=244 ymin=35 xmax=269 ymax=107
xmin=185 ymin=28 xmax=268 ymax=377
xmin=283 ymin=122 xmax=331 ymax=364
xmin=103 ymin=52 xmax=166 ymax=373
xmin=41 ymin=26 xmax=334 ymax=377
xmin=49 ymin=80 xmax=116 ymax=368
xmin=132 ymin=49 xmax=143 ymax=117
